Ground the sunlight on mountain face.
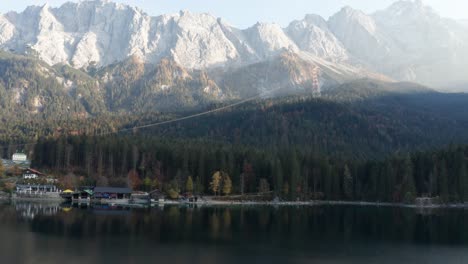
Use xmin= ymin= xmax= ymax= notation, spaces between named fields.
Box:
xmin=0 ymin=0 xmax=467 ymax=91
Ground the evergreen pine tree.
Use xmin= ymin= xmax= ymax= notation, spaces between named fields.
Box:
xmin=384 ymin=163 xmax=396 ymax=202
xmin=456 ymin=151 xmax=468 ymax=201
xmin=401 ymin=155 xmax=416 ymax=203
xmin=343 ymin=164 xmax=353 ymax=200
xmin=428 ymin=162 xmax=438 ymax=197
xmin=273 ymin=158 xmax=283 ymax=197
xmin=290 ymin=150 xmax=300 ymax=200
xmin=439 ymin=159 xmax=449 ymax=202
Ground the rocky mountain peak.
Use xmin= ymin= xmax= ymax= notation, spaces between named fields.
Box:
xmin=302 ymin=14 xmax=328 ymax=29
xmin=244 ymin=22 xmax=298 ymax=58
xmin=0 ymin=0 xmax=467 ymax=90
xmin=330 ymin=6 xmax=377 ymax=34
xmin=374 ymin=0 xmax=439 ymax=25
xmin=40 ymin=3 xmax=50 ymax=10
xmin=385 ymin=0 xmax=430 ymax=13
xmin=286 ymin=14 xmax=348 ymax=61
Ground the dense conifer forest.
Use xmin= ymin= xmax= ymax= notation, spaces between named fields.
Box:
xmin=27 ymin=135 xmax=468 ymax=203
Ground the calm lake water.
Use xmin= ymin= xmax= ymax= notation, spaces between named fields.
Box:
xmin=1 ymin=202 xmax=468 ymax=264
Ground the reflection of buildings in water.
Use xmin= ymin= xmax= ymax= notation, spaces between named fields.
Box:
xmin=91 ymin=204 xmax=131 ymax=216
xmin=14 ymin=202 xmax=60 ymax=220
xmin=66 ymin=202 xmax=132 ymax=215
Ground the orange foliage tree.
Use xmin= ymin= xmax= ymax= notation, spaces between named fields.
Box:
xmin=127 ymin=169 xmax=141 ymax=190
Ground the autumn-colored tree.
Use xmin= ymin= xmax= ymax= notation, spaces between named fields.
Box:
xmin=186 ymin=176 xmax=194 ymax=194
xmin=143 ymin=177 xmax=152 ymax=191
xmin=222 ymin=173 xmax=232 ymax=196
xmin=210 ymin=171 xmax=222 ymax=196
xmin=127 ymin=169 xmax=141 ymax=190
xmin=166 ymin=178 xmax=181 ymax=199
xmin=12 ymin=165 xmax=22 ymax=176
xmin=0 ymin=160 xmax=4 ymax=178
xmin=4 ymin=182 xmax=15 ymax=193
xmin=167 ymin=188 xmax=180 ymax=199
xmin=61 ymin=173 xmax=78 ymax=189
xmin=151 ymin=178 xmax=160 ymax=190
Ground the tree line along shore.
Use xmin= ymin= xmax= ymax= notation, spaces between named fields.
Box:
xmin=1 ymin=135 xmax=467 ymax=205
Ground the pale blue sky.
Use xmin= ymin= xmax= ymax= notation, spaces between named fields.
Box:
xmin=1 ymin=0 xmax=467 ymax=28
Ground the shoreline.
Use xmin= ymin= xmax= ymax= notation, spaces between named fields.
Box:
xmin=2 ymin=195 xmax=468 ymax=209
xmin=193 ymin=200 xmax=468 ymax=209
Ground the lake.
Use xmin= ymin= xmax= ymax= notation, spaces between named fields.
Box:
xmin=1 ymin=202 xmax=468 ymax=264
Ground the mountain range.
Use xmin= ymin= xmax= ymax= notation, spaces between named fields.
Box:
xmin=0 ymin=0 xmax=467 ymax=93
xmin=1 ymin=0 xmax=468 ymax=159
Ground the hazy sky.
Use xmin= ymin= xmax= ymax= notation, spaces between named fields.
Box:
xmin=1 ymin=0 xmax=467 ymax=28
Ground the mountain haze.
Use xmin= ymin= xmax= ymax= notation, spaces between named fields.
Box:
xmin=0 ymin=0 xmax=467 ymax=91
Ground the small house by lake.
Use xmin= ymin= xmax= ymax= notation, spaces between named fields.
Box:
xmin=22 ymin=168 xmax=45 ymax=180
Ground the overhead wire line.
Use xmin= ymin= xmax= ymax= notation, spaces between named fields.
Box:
xmin=99 ymin=61 xmax=277 ymax=136
xmin=0 ymin=73 xmax=281 ymax=150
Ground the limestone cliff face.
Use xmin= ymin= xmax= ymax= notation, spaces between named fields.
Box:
xmin=0 ymin=0 xmax=467 ymax=90
xmin=286 ymin=14 xmax=348 ymax=62
xmin=0 ymin=1 xmax=304 ymax=70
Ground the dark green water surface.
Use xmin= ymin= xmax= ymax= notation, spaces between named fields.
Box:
xmin=1 ymin=202 xmax=468 ymax=263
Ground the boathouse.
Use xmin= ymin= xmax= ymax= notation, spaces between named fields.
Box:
xmin=71 ymin=189 xmax=94 ymax=201
xmin=94 ymin=187 xmax=132 ymax=199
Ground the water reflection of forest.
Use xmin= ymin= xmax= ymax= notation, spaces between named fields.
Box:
xmin=1 ymin=203 xmax=468 ymax=245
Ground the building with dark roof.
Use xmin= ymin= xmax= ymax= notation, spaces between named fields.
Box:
xmin=94 ymin=187 xmax=132 ymax=199
xmin=23 ymin=168 xmax=45 ymax=179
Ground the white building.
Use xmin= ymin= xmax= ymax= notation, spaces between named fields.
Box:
xmin=22 ymin=169 xmax=44 ymax=179
xmin=12 ymin=153 xmax=27 ymax=163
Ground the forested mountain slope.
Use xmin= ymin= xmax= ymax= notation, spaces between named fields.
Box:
xmin=1 ymin=50 xmax=468 ymax=160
